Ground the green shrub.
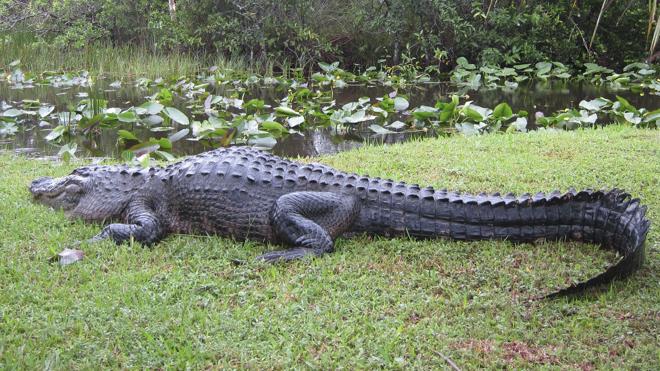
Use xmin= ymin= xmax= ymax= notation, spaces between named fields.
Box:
xmin=0 ymin=0 xmax=655 ymax=70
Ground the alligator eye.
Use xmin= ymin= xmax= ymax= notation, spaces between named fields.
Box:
xmin=65 ymin=184 xmax=82 ymax=194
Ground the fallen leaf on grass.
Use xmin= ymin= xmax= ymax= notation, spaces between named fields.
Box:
xmin=51 ymin=248 xmax=84 ymax=266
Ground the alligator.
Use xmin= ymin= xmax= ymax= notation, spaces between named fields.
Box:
xmin=29 ymin=146 xmax=650 ymax=297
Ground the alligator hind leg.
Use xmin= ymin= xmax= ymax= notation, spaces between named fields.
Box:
xmin=257 ymin=192 xmax=361 ymax=262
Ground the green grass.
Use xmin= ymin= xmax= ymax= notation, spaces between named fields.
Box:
xmin=1 ymin=126 xmax=658 ymax=369
xmin=0 ymin=37 xmax=258 ymax=79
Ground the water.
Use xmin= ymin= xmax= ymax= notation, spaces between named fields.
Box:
xmin=0 ymin=78 xmax=657 ymax=158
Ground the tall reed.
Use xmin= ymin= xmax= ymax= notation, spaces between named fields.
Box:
xmin=0 ymin=34 xmax=259 ymax=78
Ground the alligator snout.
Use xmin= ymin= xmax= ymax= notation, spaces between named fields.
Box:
xmin=29 ymin=176 xmax=55 ymax=197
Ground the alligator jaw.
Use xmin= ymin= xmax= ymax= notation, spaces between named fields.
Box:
xmin=29 ymin=175 xmax=85 ymax=213
xmin=29 ymin=176 xmax=63 ymax=199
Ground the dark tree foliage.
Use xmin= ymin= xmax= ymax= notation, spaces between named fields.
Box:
xmin=0 ymin=0 xmax=655 ymax=69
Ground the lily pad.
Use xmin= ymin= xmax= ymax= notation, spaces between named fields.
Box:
xmin=393 ymin=97 xmax=409 ymax=112
xmin=369 ymin=124 xmax=394 ymax=134
xmin=163 ymin=107 xmax=190 ymax=126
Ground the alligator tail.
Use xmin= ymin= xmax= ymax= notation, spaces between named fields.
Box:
xmin=359 ymin=187 xmax=650 ymax=297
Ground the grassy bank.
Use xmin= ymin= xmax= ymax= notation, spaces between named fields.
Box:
xmin=0 ymin=126 xmax=658 ymax=369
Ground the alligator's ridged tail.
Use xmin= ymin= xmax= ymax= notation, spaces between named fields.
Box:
xmin=362 ymin=188 xmax=650 ymax=297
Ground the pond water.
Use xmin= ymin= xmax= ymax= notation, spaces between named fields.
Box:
xmin=0 ymin=78 xmax=657 ymax=158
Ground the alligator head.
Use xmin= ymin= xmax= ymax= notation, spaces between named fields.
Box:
xmin=30 ymin=166 xmax=139 ymax=222
xmin=30 ymin=174 xmax=88 ymax=213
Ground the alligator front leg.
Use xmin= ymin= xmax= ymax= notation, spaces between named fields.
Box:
xmin=258 ymin=192 xmax=361 ymax=262
xmin=89 ymin=200 xmax=165 ymax=246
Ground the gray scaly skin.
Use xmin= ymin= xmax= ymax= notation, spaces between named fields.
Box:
xmin=30 ymin=146 xmax=650 ymax=297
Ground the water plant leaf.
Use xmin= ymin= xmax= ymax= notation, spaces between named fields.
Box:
xmin=357 ymin=97 xmax=371 ymax=106
xmin=0 ymin=122 xmax=18 ymax=136
xmin=163 ymin=107 xmax=189 ymax=126
xmin=139 ymin=101 xmax=164 ymax=115
xmin=138 ymin=153 xmax=152 ymax=168
xmin=38 ymin=105 xmax=54 ymax=118
xmin=578 ymin=112 xmax=598 ymax=125
xmin=150 ymin=126 xmax=174 ymax=132
xmin=120 ymin=150 xmax=135 ymax=162
xmin=456 ymin=123 xmax=479 ymax=136
xmin=623 ymin=62 xmax=649 ymax=72
xmin=10 ymin=68 xmax=24 ymax=84
xmin=156 ymin=88 xmax=174 ymax=105
xmin=168 ymin=129 xmax=189 ymax=143
xmin=370 ymin=106 xmax=388 ymax=118
xmin=388 ymin=121 xmax=406 ymax=130
xmin=583 ymin=63 xmax=613 ymax=75
xmin=369 ymin=124 xmax=394 ymax=134
xmin=2 ymin=109 xmax=23 ymax=117
xmin=57 ymin=143 xmax=77 ymax=163
xmin=118 ymin=111 xmax=138 ymax=123
xmin=393 ymin=97 xmax=409 ymax=112
xmin=462 ymin=103 xmax=491 ymax=122
xmin=463 ymin=107 xmax=483 ymax=121
xmin=158 ymin=138 xmax=172 ymax=150
xmin=512 ymin=117 xmax=528 ymax=132
xmin=318 ymin=61 xmax=339 ymax=73
xmin=248 ymin=136 xmax=277 ymax=149
xmin=615 ymin=96 xmax=637 ymax=113
xmin=456 ymin=57 xmax=476 ymax=70
xmin=244 ymin=99 xmax=266 ymax=112
xmin=219 ymin=128 xmax=237 ymax=147
xmin=535 ymin=62 xmax=552 ymax=76
xmin=261 ymin=121 xmax=287 ymax=134
xmin=438 ymin=102 xmax=457 ymax=123
xmin=642 ymin=109 xmax=660 ymax=123
xmin=497 ymin=67 xmax=517 ymax=77
xmin=493 ymin=102 xmax=513 ymax=119
xmin=344 ymin=110 xmax=376 ymax=124
xmin=44 ymin=125 xmax=66 ymax=141
xmin=622 ymin=112 xmax=642 ymax=125
xmin=412 ymin=106 xmax=438 ymax=120
xmin=466 ymin=74 xmax=482 ymax=89
xmin=342 ymin=102 xmax=360 ymax=111
xmin=155 ymin=150 xmax=177 ymax=162
xmin=117 ymin=130 xmax=138 ymax=141
xmin=144 ymin=115 xmax=164 ymax=126
xmin=287 ymin=116 xmax=305 ymax=127
xmin=129 ymin=142 xmax=160 ymax=157
xmin=579 ymin=98 xmax=611 ymax=112
xmin=275 ymin=106 xmax=300 ymax=117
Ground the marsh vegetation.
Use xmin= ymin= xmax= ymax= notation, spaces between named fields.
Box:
xmin=1 ymin=2 xmax=659 ymax=369
xmin=1 ymin=1 xmax=659 ymax=161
